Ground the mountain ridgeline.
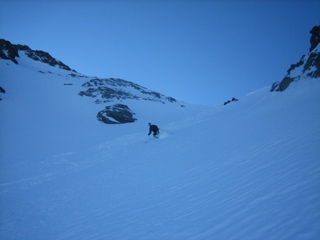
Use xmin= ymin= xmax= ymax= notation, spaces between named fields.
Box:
xmin=1 ymin=25 xmax=319 ymax=120
xmin=0 ymin=39 xmax=75 ymax=71
xmin=271 ymin=26 xmax=320 ymax=92
xmin=0 ymin=39 xmax=182 ymax=124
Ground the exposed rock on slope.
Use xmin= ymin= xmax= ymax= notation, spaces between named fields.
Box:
xmin=1 ymin=39 xmax=182 ymax=124
xmin=0 ymin=86 xmax=5 ymax=100
xmin=97 ymin=104 xmax=136 ymax=124
xmin=0 ymin=39 xmax=19 ymax=64
xmin=79 ymin=78 xmax=177 ymax=104
xmin=78 ymin=78 xmax=179 ymax=124
xmin=271 ymin=26 xmax=320 ymax=92
xmin=0 ymin=39 xmax=76 ymax=72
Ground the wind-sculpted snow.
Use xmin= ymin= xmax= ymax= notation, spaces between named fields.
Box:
xmin=1 ymin=37 xmax=320 ymax=239
xmin=1 ymin=76 xmax=319 ymax=239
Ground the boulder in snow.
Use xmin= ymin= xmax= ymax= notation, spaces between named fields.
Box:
xmin=97 ymin=104 xmax=137 ymax=124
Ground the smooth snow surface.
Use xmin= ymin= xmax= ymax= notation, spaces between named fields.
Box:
xmin=1 ymin=54 xmax=320 ymax=240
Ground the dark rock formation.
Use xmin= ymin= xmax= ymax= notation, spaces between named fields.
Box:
xmin=97 ymin=104 xmax=137 ymax=124
xmin=79 ymin=78 xmax=180 ymax=124
xmin=271 ymin=26 xmax=320 ymax=92
xmin=0 ymin=39 xmax=76 ymax=72
xmin=79 ymin=78 xmax=177 ymax=104
xmin=1 ymin=39 xmax=182 ymax=124
xmin=310 ymin=26 xmax=320 ymax=52
xmin=224 ymin=97 xmax=238 ymax=105
xmin=24 ymin=49 xmax=74 ymax=71
xmin=0 ymin=86 xmax=5 ymax=100
xmin=0 ymin=86 xmax=5 ymax=94
xmin=0 ymin=39 xmax=19 ymax=64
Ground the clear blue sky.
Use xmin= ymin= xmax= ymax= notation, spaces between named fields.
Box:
xmin=1 ymin=0 xmax=319 ymax=104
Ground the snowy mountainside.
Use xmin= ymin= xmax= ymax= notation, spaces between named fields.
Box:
xmin=0 ymin=39 xmax=185 ymax=125
xmin=0 ymin=42 xmax=198 ymax=162
xmin=1 ymin=31 xmax=320 ymax=239
xmin=1 ymin=78 xmax=319 ymax=239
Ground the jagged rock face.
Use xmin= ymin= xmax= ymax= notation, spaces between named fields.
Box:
xmin=0 ymin=39 xmax=19 ymax=64
xmin=310 ymin=26 xmax=320 ymax=52
xmin=0 ymin=39 xmax=76 ymax=72
xmin=271 ymin=26 xmax=320 ymax=92
xmin=79 ymin=78 xmax=177 ymax=104
xmin=24 ymin=50 xmax=74 ymax=71
xmin=97 ymin=104 xmax=137 ymax=124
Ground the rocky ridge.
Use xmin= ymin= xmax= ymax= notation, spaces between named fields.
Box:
xmin=79 ymin=78 xmax=177 ymax=104
xmin=271 ymin=26 xmax=320 ymax=92
xmin=0 ymin=39 xmax=76 ymax=72
xmin=0 ymin=39 xmax=182 ymax=124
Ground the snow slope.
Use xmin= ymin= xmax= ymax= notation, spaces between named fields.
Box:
xmin=1 ymin=52 xmax=320 ymax=239
xmin=0 ymin=52 xmax=195 ymax=162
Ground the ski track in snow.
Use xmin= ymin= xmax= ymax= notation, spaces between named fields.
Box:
xmin=1 ymin=57 xmax=320 ymax=239
xmin=2 ymin=92 xmax=320 ymax=239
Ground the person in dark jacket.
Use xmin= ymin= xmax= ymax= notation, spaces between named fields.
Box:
xmin=148 ymin=123 xmax=159 ymax=138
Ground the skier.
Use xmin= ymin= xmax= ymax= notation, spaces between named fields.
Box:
xmin=148 ymin=123 xmax=159 ymax=138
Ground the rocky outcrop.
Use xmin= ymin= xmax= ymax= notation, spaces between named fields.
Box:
xmin=0 ymin=39 xmax=19 ymax=64
xmin=1 ymin=38 xmax=182 ymax=124
xmin=79 ymin=77 xmax=179 ymax=124
xmin=0 ymin=39 xmax=76 ymax=72
xmin=97 ymin=104 xmax=136 ymax=124
xmin=310 ymin=26 xmax=320 ymax=52
xmin=0 ymin=86 xmax=5 ymax=100
xmin=78 ymin=77 xmax=182 ymax=124
xmin=24 ymin=49 xmax=75 ymax=71
xmin=0 ymin=86 xmax=5 ymax=94
xmin=224 ymin=97 xmax=238 ymax=106
xmin=79 ymin=78 xmax=177 ymax=104
xmin=271 ymin=26 xmax=320 ymax=92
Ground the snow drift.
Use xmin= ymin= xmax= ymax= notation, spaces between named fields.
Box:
xmin=1 ymin=37 xmax=320 ymax=239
